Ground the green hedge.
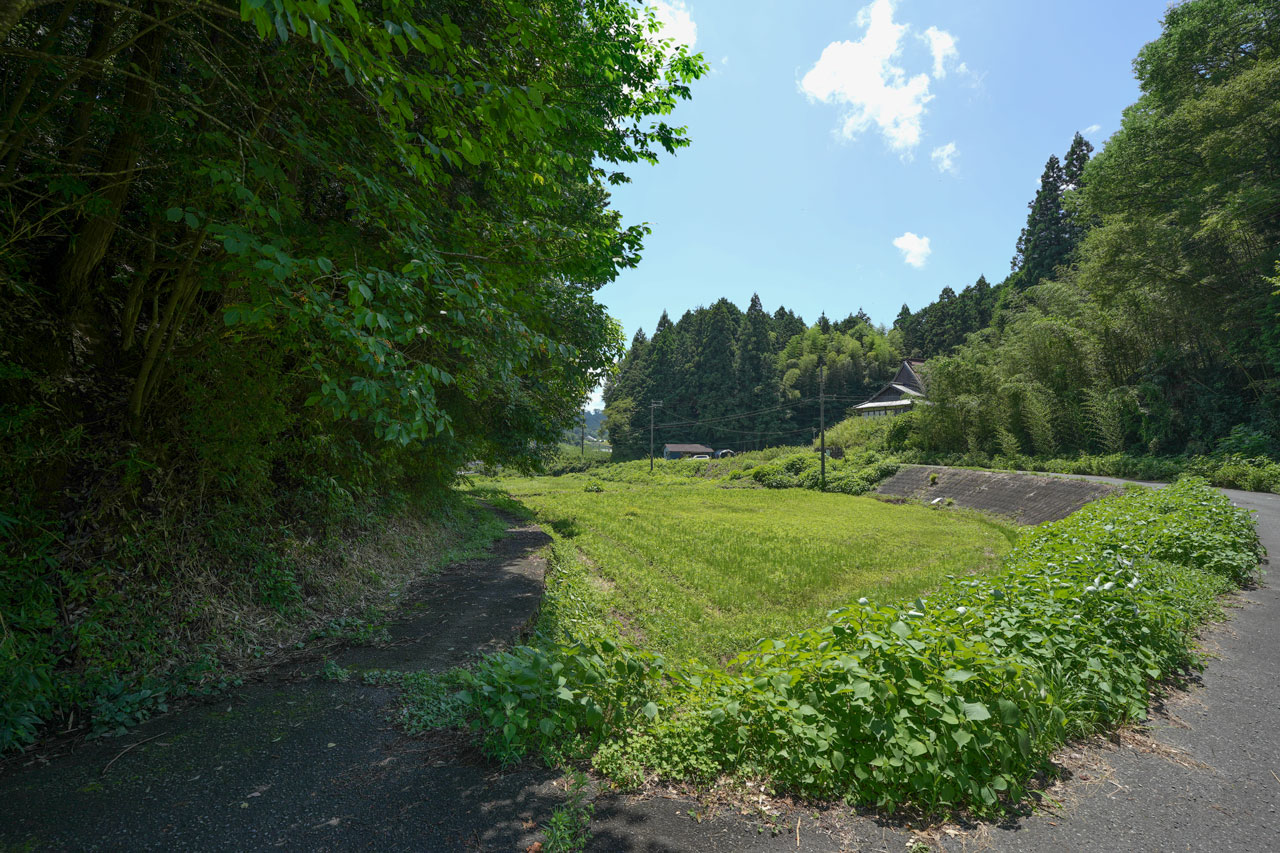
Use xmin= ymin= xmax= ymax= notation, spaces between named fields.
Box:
xmin=914 ymin=451 xmax=1280 ymax=494
xmin=443 ymin=478 xmax=1260 ymax=815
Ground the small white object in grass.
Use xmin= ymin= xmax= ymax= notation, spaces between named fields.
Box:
xmin=931 ymin=497 xmax=943 ymax=505
xmin=955 ymin=606 xmax=967 ymax=615
xmin=858 ymin=597 xmax=869 ymax=606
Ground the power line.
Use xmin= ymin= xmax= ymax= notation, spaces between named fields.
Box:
xmin=656 ymin=398 xmax=816 ymax=429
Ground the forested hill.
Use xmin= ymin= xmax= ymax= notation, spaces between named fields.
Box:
xmin=605 ymin=0 xmax=1279 ymax=462
xmin=603 ymin=296 xmax=903 ymax=459
xmin=913 ymin=0 xmax=1280 ymax=459
xmin=894 ymin=131 xmax=1097 ymax=360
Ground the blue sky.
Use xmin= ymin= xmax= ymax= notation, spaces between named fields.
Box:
xmin=593 ymin=0 xmax=1170 ymax=391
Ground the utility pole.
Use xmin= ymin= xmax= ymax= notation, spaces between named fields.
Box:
xmin=649 ymin=400 xmax=663 ymax=473
xmin=819 ymin=365 xmax=826 ymax=491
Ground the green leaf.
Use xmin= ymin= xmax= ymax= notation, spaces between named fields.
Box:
xmin=641 ymin=701 xmax=658 ymax=721
xmin=962 ymin=702 xmax=991 ymax=721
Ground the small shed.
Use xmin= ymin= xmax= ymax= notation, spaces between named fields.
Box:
xmin=855 ymin=359 xmax=928 ymax=418
xmin=663 ymin=443 xmax=714 ymax=460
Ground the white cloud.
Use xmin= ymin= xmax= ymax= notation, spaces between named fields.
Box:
xmin=931 ymin=141 xmax=957 ymax=174
xmin=1083 ymin=123 xmax=1101 ymax=134
xmin=799 ymin=1 xmax=930 ymax=151
xmin=893 ymin=232 xmax=932 ymax=268
xmin=800 ymin=0 xmax=964 ymax=153
xmin=648 ymin=0 xmax=697 ymax=51
xmin=921 ymin=26 xmax=958 ymax=78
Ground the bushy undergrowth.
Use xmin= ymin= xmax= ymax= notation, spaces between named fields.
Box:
xmin=908 ymin=451 xmax=1280 ymax=494
xmin=0 ymin=492 xmax=504 ymax=752
xmin=439 ymin=479 xmax=1259 ymax=815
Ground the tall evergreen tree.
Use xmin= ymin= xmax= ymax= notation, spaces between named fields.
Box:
xmin=1063 ymin=132 xmax=1094 ymax=189
xmin=771 ymin=307 xmax=807 ymax=351
xmin=1062 ymin=132 xmax=1096 ymax=250
xmin=1012 ymin=154 xmax=1070 ymax=288
xmin=691 ymin=299 xmax=742 ymax=445
xmin=733 ymin=294 xmax=784 ymax=448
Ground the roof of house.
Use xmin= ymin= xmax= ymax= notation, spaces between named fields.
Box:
xmin=854 ymin=398 xmax=917 ymax=410
xmin=892 ymin=360 xmax=926 ymax=394
xmin=664 ymin=443 xmax=714 ymax=453
xmin=854 ymin=360 xmax=929 ymax=409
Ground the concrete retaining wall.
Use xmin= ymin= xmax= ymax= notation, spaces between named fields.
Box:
xmin=875 ymin=465 xmax=1117 ymax=525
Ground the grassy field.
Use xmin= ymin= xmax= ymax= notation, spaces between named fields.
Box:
xmin=497 ymin=476 xmax=1017 ymax=664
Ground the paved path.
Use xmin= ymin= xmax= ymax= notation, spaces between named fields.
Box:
xmin=0 ymin=484 xmax=1274 ymax=852
xmin=968 ymin=480 xmax=1280 ymax=853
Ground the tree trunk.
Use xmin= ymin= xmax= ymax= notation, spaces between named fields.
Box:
xmin=55 ymin=3 xmax=167 ymax=316
xmin=0 ymin=0 xmax=34 ymax=46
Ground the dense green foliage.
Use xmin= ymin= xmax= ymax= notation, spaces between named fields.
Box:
xmin=603 ymin=298 xmax=902 ymax=459
xmin=604 ymin=0 xmax=1278 ymax=465
xmin=910 ymin=0 xmax=1279 ymax=456
xmin=493 ymin=476 xmax=1011 ymax=664
xmin=434 ymin=478 xmax=1258 ymax=815
xmin=0 ymin=0 xmax=703 ymax=750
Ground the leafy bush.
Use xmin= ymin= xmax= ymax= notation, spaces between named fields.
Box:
xmin=458 ymin=637 xmax=666 ymax=765
xmin=914 ymin=450 xmax=1280 ymax=494
xmin=447 ymin=478 xmax=1259 ymax=815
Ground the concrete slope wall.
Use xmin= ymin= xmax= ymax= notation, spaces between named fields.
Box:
xmin=875 ymin=465 xmax=1117 ymax=525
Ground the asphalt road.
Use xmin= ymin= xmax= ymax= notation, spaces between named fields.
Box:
xmin=0 ymin=483 xmax=1274 ymax=852
xmin=969 ymin=481 xmax=1280 ymax=853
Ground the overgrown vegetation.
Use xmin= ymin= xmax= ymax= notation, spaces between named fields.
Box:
xmin=818 ymin=414 xmax=1280 ymax=495
xmin=491 ymin=477 xmax=1013 ymax=664
xmin=1 ymin=492 xmax=505 ymax=751
xmin=412 ymin=478 xmax=1259 ymax=816
xmin=0 ymin=0 xmax=704 ymax=751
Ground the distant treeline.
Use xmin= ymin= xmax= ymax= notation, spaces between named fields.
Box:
xmin=606 ymin=0 xmax=1280 ymax=462
xmin=602 ymin=297 xmax=903 ymax=460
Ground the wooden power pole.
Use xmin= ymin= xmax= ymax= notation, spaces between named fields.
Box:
xmin=649 ymin=400 xmax=663 ymax=473
xmin=819 ymin=365 xmax=826 ymax=491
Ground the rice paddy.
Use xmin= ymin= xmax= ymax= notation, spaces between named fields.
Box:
xmin=497 ymin=476 xmax=1017 ymax=664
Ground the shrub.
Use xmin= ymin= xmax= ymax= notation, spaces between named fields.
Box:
xmin=448 ymin=478 xmax=1259 ymax=815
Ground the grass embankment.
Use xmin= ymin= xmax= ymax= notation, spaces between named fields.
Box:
xmin=499 ymin=477 xmax=1015 ymax=664
xmin=0 ymin=492 xmax=506 ymax=752
xmin=823 ymin=410 xmax=1280 ymax=494
xmin=414 ymin=478 xmax=1259 ymax=817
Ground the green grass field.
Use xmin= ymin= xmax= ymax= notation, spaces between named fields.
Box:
xmin=498 ymin=476 xmax=1017 ymax=664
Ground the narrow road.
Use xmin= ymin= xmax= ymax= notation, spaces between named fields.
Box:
xmin=970 ymin=481 xmax=1280 ymax=853
xmin=0 ymin=483 xmax=1274 ymax=852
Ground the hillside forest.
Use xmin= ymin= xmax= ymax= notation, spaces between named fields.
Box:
xmin=604 ymin=0 xmax=1280 ymax=463
xmin=0 ymin=0 xmax=704 ymax=749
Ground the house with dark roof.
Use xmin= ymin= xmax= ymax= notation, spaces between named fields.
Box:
xmin=853 ymin=359 xmax=928 ymax=418
xmin=663 ymin=443 xmax=715 ymax=460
